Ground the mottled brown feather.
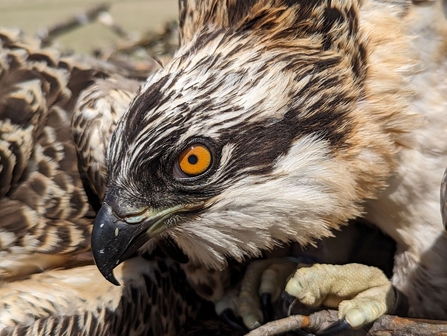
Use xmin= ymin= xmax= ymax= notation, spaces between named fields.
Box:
xmin=0 ymin=29 xmax=142 ymax=281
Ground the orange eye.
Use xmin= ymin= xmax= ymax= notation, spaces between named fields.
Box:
xmin=178 ymin=145 xmax=212 ymax=177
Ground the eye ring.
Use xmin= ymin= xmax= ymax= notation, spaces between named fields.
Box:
xmin=174 ymin=144 xmax=212 ymax=178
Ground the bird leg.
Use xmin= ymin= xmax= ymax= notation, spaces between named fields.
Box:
xmin=285 ymin=263 xmax=396 ymax=329
xmin=215 ymin=258 xmax=297 ymax=330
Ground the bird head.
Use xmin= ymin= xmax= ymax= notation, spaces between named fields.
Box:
xmin=92 ymin=0 xmax=398 ymax=285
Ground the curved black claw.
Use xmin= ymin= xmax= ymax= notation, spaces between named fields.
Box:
xmin=280 ymin=291 xmax=298 ymax=316
xmin=316 ymin=318 xmax=351 ymax=336
xmin=219 ymin=308 xmax=248 ymax=332
xmin=261 ymin=292 xmax=275 ymax=323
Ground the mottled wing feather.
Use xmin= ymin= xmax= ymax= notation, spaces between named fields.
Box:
xmin=0 ymin=31 xmax=89 ymax=278
xmin=0 ymin=30 xmax=138 ymax=281
xmin=0 ymin=45 xmax=69 ymax=199
xmin=71 ymin=76 xmax=140 ymax=201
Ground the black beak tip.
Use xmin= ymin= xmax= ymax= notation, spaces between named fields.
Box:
xmin=99 ymin=265 xmax=121 ymax=286
xmin=92 ymin=203 xmax=123 ymax=286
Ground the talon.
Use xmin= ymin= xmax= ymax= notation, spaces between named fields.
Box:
xmin=316 ymin=318 xmax=351 ymax=335
xmin=261 ymin=292 xmax=274 ymax=323
xmin=215 ymin=286 xmax=247 ymax=331
xmin=280 ymin=290 xmax=298 ymax=315
xmin=219 ymin=308 xmax=248 ymax=332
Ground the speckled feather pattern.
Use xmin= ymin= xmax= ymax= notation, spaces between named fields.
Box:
xmin=0 ymin=30 xmax=93 ymax=281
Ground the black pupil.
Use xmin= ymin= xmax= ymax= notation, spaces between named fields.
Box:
xmin=188 ymin=154 xmax=198 ymax=165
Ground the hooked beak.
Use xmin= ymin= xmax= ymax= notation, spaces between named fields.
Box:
xmin=91 ymin=202 xmax=176 ymax=285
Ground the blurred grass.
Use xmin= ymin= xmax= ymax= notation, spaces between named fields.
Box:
xmin=0 ymin=0 xmax=178 ymax=53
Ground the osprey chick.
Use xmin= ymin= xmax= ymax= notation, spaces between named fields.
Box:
xmin=92 ymin=0 xmax=447 ymax=329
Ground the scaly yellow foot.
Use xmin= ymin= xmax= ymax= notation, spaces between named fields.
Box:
xmin=285 ymin=263 xmax=395 ymax=328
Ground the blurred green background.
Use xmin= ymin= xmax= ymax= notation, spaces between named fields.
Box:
xmin=0 ymin=0 xmax=178 ymax=53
